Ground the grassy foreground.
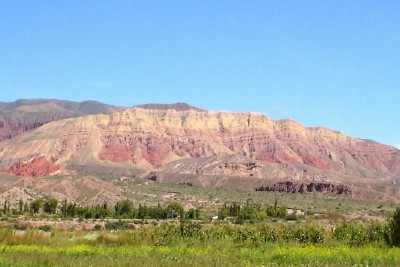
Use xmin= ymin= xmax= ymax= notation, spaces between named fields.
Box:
xmin=1 ymin=222 xmax=400 ymax=267
xmin=1 ymin=243 xmax=400 ymax=266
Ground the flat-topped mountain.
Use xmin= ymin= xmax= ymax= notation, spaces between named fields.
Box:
xmin=0 ymin=107 xmax=398 ymax=175
xmin=0 ymin=103 xmax=399 ymax=202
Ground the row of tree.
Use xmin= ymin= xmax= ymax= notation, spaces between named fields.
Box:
xmin=218 ymin=198 xmax=288 ymax=221
xmin=1 ymin=198 xmax=201 ymax=220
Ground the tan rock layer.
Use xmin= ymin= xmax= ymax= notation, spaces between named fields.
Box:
xmin=0 ymin=108 xmax=399 ymax=179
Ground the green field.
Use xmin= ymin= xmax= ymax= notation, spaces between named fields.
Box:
xmin=2 ymin=243 xmax=400 ymax=266
xmin=0 ymin=219 xmax=400 ymax=267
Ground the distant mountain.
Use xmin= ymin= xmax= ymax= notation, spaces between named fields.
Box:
xmin=0 ymin=99 xmax=125 ymax=141
xmin=0 ymin=106 xmax=399 ymax=202
xmin=134 ymin=103 xmax=204 ymax=111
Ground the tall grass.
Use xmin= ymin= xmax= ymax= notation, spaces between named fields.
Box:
xmin=0 ymin=222 xmax=396 ymax=266
xmin=1 ymin=243 xmax=400 ymax=266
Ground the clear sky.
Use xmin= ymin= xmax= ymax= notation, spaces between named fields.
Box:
xmin=1 ymin=1 xmax=399 ymax=148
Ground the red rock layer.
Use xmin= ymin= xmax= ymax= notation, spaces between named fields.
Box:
xmin=2 ymin=156 xmax=64 ymax=177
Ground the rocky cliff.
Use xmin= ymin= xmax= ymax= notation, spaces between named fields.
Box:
xmin=0 ymin=107 xmax=399 ymax=190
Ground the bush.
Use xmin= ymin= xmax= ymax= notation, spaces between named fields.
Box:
xmin=259 ymin=225 xmax=277 ymax=242
xmin=294 ymin=224 xmax=324 ymax=244
xmin=386 ymin=207 xmax=400 ymax=247
xmin=286 ymin=214 xmax=297 ymax=221
xmin=93 ymin=224 xmax=103 ymax=231
xmin=38 ymin=225 xmax=52 ymax=232
xmin=95 ymin=232 xmax=130 ymax=246
xmin=180 ymin=222 xmax=202 ymax=238
xmin=104 ymin=220 xmax=135 ymax=231
xmin=14 ymin=223 xmax=28 ymax=230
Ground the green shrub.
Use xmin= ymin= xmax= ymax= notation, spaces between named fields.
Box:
xmin=294 ymin=224 xmax=324 ymax=244
xmin=104 ymin=220 xmax=135 ymax=230
xmin=14 ymin=223 xmax=28 ymax=230
xmin=180 ymin=222 xmax=202 ymax=238
xmin=38 ymin=225 xmax=52 ymax=232
xmin=286 ymin=213 xmax=297 ymax=221
xmin=385 ymin=207 xmax=400 ymax=247
xmin=259 ymin=225 xmax=277 ymax=242
xmin=93 ymin=224 xmax=103 ymax=231
xmin=95 ymin=232 xmax=130 ymax=246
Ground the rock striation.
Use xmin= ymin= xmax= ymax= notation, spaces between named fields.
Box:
xmin=0 ymin=106 xmax=399 ymax=194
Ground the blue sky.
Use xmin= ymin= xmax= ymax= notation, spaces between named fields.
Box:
xmin=1 ymin=1 xmax=399 ymax=148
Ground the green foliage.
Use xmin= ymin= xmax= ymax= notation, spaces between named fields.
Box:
xmin=186 ymin=208 xmax=201 ymax=219
xmin=2 ymin=200 xmax=10 ymax=214
xmin=259 ymin=225 xmax=278 ymax=242
xmin=180 ymin=222 xmax=202 ymax=238
xmin=43 ymin=198 xmax=58 ymax=214
xmin=93 ymin=224 xmax=102 ymax=231
xmin=115 ymin=200 xmax=134 ymax=217
xmin=266 ymin=205 xmax=287 ymax=219
xmin=293 ymin=224 xmax=324 ymax=244
xmin=30 ymin=199 xmax=43 ymax=213
xmin=386 ymin=207 xmax=400 ymax=247
xmin=151 ymin=224 xmax=181 ymax=245
xmin=38 ymin=225 xmax=52 ymax=232
xmin=104 ymin=220 xmax=135 ymax=231
xmin=218 ymin=200 xmax=288 ymax=222
xmin=18 ymin=198 xmax=24 ymax=213
xmin=167 ymin=201 xmax=184 ymax=218
xmin=94 ymin=232 xmax=131 ymax=246
xmin=286 ymin=213 xmax=297 ymax=221
xmin=332 ymin=221 xmax=387 ymax=246
xmin=323 ymin=210 xmax=346 ymax=223
xmin=0 ymin=219 xmax=399 ymax=266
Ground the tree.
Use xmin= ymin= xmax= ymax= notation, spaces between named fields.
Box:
xmin=19 ymin=198 xmax=24 ymax=214
xmin=167 ymin=201 xmax=184 ymax=218
xmin=66 ymin=202 xmax=76 ymax=217
xmin=61 ymin=199 xmax=67 ymax=217
xmin=3 ymin=200 xmax=9 ymax=214
xmin=43 ymin=198 xmax=58 ymax=214
xmin=115 ymin=199 xmax=134 ymax=217
xmin=386 ymin=207 xmax=400 ymax=247
xmin=30 ymin=199 xmax=43 ymax=213
xmin=23 ymin=202 xmax=29 ymax=213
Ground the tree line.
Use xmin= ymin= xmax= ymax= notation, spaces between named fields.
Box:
xmin=218 ymin=198 xmax=288 ymax=221
xmin=0 ymin=198 xmax=201 ymax=220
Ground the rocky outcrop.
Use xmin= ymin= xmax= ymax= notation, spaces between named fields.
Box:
xmin=255 ymin=181 xmax=351 ymax=195
xmin=2 ymin=156 xmax=65 ymax=177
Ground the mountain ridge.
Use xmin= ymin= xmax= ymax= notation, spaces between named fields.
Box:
xmin=0 ymin=102 xmax=399 ymax=202
xmin=0 ymin=107 xmax=398 ymax=173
